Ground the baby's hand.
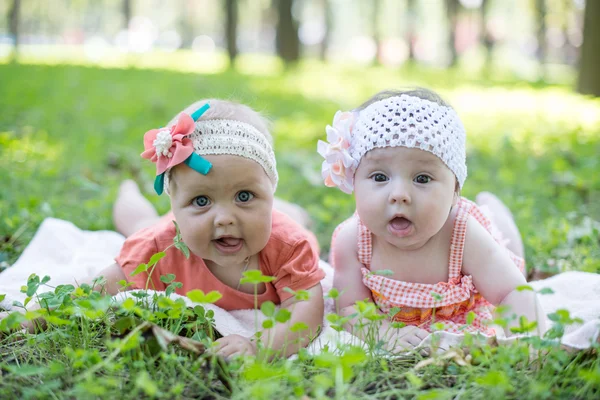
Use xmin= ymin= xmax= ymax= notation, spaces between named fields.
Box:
xmin=382 ymin=324 xmax=429 ymax=352
xmin=213 ymin=334 xmax=257 ymax=359
xmin=0 ymin=310 xmax=38 ymax=333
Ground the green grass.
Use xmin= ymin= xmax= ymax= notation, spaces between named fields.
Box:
xmin=0 ymin=57 xmax=599 ymax=398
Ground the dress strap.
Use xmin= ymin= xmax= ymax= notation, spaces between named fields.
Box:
xmin=356 ymin=216 xmax=373 ymax=268
xmin=448 ymin=198 xmax=472 ymax=280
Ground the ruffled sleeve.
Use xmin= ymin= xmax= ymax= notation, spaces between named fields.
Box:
xmin=115 ymin=228 xmax=166 ymax=291
xmin=265 ymin=237 xmax=325 ymax=303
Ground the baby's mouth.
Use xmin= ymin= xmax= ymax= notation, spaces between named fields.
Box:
xmin=213 ymin=236 xmax=244 ymax=254
xmin=215 ymin=237 xmax=242 ymax=246
xmin=388 ymin=216 xmax=413 ymax=236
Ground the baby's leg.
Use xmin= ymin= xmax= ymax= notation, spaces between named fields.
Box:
xmin=475 ymin=192 xmax=525 ymax=260
xmin=113 ymin=180 xmax=161 ymax=237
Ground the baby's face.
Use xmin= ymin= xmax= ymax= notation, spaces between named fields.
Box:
xmin=354 ymin=147 xmax=457 ymax=251
xmin=169 ymin=155 xmax=274 ymax=269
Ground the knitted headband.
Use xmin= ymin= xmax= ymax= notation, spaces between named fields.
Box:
xmin=317 ymin=94 xmax=467 ymax=194
xmin=141 ymin=103 xmax=278 ymax=195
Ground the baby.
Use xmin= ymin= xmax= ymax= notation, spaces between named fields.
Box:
xmin=319 ymin=89 xmax=545 ymax=350
xmin=6 ymin=99 xmax=326 ymax=359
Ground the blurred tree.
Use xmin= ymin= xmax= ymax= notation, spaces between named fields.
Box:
xmin=445 ymin=0 xmax=460 ymax=66
xmin=225 ymin=0 xmax=238 ymax=65
xmin=123 ymin=0 xmax=132 ymax=29
xmin=578 ymin=0 xmax=600 ymax=96
xmin=558 ymin=0 xmax=577 ymax=66
xmin=178 ymin=0 xmax=195 ymax=48
xmin=371 ymin=0 xmax=382 ymax=65
xmin=275 ymin=0 xmax=300 ymax=64
xmin=480 ymin=0 xmax=494 ymax=70
xmin=319 ymin=0 xmax=331 ymax=61
xmin=406 ymin=0 xmax=417 ymax=62
xmin=8 ymin=0 xmax=20 ymax=62
xmin=535 ymin=0 xmax=547 ymax=79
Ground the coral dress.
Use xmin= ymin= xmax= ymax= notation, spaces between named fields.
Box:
xmin=331 ymin=197 xmax=525 ymax=335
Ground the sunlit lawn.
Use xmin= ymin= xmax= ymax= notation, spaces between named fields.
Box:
xmin=0 ymin=50 xmax=599 ymax=398
xmin=2 ymin=49 xmax=599 ymax=272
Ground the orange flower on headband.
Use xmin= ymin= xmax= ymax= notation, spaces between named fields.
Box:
xmin=141 ymin=113 xmax=195 ymax=176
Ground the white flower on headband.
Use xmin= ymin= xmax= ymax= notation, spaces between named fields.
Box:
xmin=153 ymin=129 xmax=174 ymax=158
xmin=317 ymin=111 xmax=357 ymax=194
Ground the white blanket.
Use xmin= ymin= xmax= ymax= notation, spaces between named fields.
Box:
xmin=1 ymin=218 xmax=598 ymax=353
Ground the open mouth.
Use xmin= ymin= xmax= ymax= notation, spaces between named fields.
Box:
xmin=212 ymin=237 xmax=244 ymax=254
xmin=388 ymin=216 xmax=413 ymax=237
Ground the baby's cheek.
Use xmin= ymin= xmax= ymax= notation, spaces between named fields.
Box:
xmin=424 ymin=205 xmax=450 ymax=232
xmin=179 ymin=222 xmax=209 ymax=253
xmin=355 ymin=204 xmax=379 ymax=233
xmin=247 ymin=215 xmax=271 ymax=249
xmin=356 ymin=193 xmax=377 ymax=214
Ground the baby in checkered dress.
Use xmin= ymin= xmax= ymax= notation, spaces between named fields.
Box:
xmin=318 ymin=88 xmax=546 ymax=352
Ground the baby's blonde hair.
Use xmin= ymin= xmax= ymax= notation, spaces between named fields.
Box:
xmin=168 ymin=99 xmax=273 ymax=145
xmin=355 ymin=88 xmax=451 ymax=111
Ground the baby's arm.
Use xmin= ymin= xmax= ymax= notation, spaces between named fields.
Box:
xmin=82 ymin=263 xmax=129 ymax=296
xmin=214 ymin=284 xmax=324 ymax=359
xmin=333 ymin=218 xmax=373 ymax=312
xmin=333 ymin=218 xmax=428 ymax=350
xmin=263 ymin=283 xmax=324 ymax=357
xmin=462 ymin=215 xmax=546 ymax=336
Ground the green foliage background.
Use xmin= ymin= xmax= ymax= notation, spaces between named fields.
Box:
xmin=0 ymin=60 xmax=600 ymax=399
xmin=1 ymin=62 xmax=599 ymax=275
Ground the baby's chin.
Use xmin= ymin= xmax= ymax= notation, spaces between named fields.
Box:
xmin=204 ymin=254 xmax=247 ymax=269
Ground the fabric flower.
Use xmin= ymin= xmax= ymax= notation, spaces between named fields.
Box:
xmin=141 ymin=113 xmax=196 ymax=176
xmin=317 ymin=111 xmax=357 ymax=194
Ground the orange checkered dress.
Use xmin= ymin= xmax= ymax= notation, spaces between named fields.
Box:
xmin=330 ymin=197 xmax=525 ymax=335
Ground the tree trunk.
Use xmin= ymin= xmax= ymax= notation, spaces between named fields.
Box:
xmin=445 ymin=0 xmax=459 ymax=67
xmin=319 ymin=0 xmax=331 ymax=61
xmin=535 ymin=0 xmax=547 ymax=78
xmin=275 ymin=0 xmax=300 ymax=64
xmin=372 ymin=0 xmax=382 ymax=64
xmin=178 ymin=0 xmax=195 ymax=48
xmin=480 ymin=0 xmax=494 ymax=69
xmin=225 ymin=0 xmax=238 ymax=65
xmin=577 ymin=0 xmax=600 ymax=96
xmin=123 ymin=0 xmax=132 ymax=29
xmin=406 ymin=0 xmax=417 ymax=62
xmin=8 ymin=0 xmax=20 ymax=61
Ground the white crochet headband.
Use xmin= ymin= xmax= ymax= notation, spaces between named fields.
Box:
xmin=318 ymin=94 xmax=467 ymax=194
xmin=165 ymin=119 xmax=278 ymax=194
xmin=142 ymin=104 xmax=278 ymax=195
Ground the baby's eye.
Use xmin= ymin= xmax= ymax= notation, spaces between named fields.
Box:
xmin=414 ymin=175 xmax=432 ymax=184
xmin=236 ymin=191 xmax=254 ymax=203
xmin=193 ymin=196 xmax=211 ymax=207
xmin=372 ymin=173 xmax=388 ymax=182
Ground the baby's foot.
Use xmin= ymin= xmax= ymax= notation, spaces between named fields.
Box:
xmin=113 ymin=180 xmax=160 ymax=237
xmin=273 ymin=198 xmax=313 ymax=229
xmin=475 ymin=191 xmax=525 ymax=261
xmin=476 ymin=192 xmax=515 ymax=221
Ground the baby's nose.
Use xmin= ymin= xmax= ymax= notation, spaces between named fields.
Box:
xmin=214 ymin=206 xmax=235 ymax=226
xmin=389 ymin=183 xmax=411 ymax=204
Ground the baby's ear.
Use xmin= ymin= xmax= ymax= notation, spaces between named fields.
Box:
xmin=452 ymin=181 xmax=460 ymax=206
